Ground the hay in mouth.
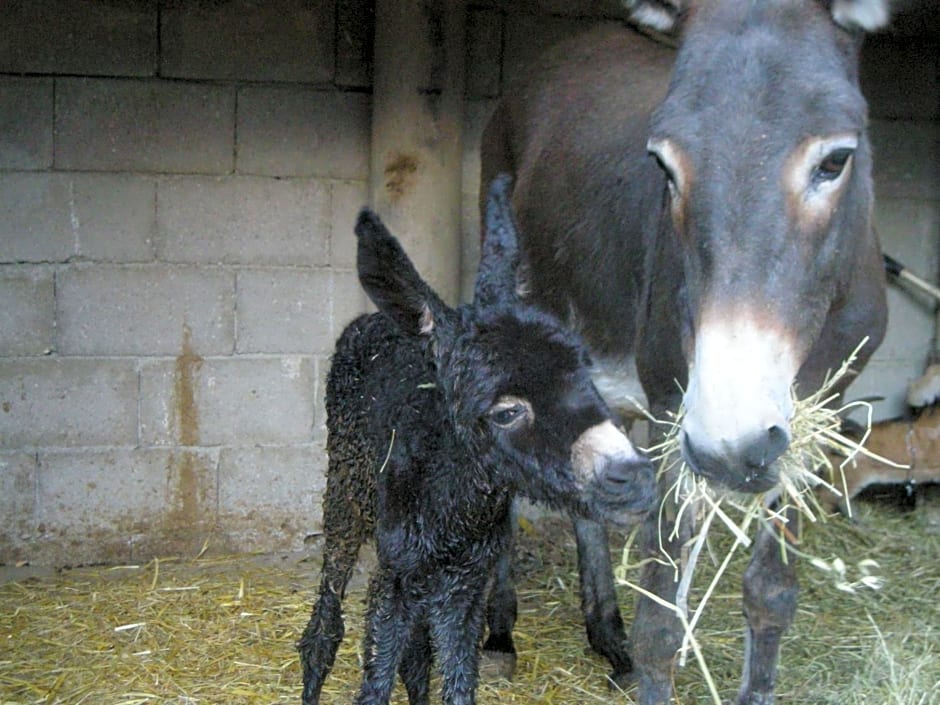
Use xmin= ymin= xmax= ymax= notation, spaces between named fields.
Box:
xmin=616 ymin=338 xmax=903 ymax=704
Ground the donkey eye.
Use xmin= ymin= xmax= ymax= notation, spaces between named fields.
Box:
xmin=488 ymin=397 xmax=532 ymax=428
xmin=813 ymin=148 xmax=853 ymax=184
xmin=650 ymin=152 xmax=679 ymax=195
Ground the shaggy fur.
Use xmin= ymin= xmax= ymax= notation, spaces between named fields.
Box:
xmin=297 ymin=176 xmax=656 ymax=705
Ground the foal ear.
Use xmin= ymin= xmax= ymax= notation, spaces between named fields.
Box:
xmin=475 ymin=173 xmax=521 ymax=308
xmin=355 ymin=209 xmax=451 ymax=336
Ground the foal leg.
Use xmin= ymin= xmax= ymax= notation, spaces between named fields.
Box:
xmin=571 ymin=516 xmax=633 ymax=688
xmin=356 ymin=572 xmax=416 ymax=705
xmin=430 ymin=576 xmax=489 ymax=705
xmin=298 ymin=458 xmax=372 ymax=705
xmin=398 ymin=620 xmax=432 ymax=705
xmin=481 ymin=544 xmax=518 ymax=679
xmin=737 ymin=513 xmax=799 ymax=705
xmin=631 ymin=501 xmax=692 ymax=705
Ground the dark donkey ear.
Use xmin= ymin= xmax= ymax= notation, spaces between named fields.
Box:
xmin=475 ymin=173 xmax=521 ymax=308
xmin=355 ymin=209 xmax=451 ymax=336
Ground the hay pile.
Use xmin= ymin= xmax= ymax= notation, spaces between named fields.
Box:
xmin=1 ymin=502 xmax=938 ymax=705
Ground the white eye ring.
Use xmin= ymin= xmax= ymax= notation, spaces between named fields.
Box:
xmin=488 ymin=396 xmax=533 ymax=428
xmin=647 ymin=137 xmax=684 ymax=197
xmin=805 ymin=135 xmax=858 ymax=195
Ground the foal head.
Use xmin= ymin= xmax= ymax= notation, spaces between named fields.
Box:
xmin=357 ymin=175 xmax=657 ymax=523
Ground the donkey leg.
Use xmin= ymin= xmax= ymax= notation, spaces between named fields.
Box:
xmin=571 ymin=516 xmax=633 ymax=688
xmin=631 ymin=507 xmax=691 ymax=705
xmin=398 ymin=620 xmax=432 ymax=705
xmin=737 ymin=516 xmax=799 ymax=705
xmin=480 ymin=544 xmax=518 ymax=680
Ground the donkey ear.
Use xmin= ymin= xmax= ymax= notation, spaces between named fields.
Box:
xmin=828 ymin=0 xmax=890 ymax=32
xmin=355 ymin=209 xmax=451 ymax=336
xmin=475 ymin=173 xmax=522 ymax=308
xmin=623 ymin=0 xmax=684 ymax=34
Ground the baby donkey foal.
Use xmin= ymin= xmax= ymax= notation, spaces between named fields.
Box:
xmin=298 ymin=176 xmax=656 ymax=705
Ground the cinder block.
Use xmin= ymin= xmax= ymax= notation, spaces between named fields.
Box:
xmin=332 ymin=269 xmax=370 ymax=332
xmin=35 ymin=448 xmax=218 ymax=565
xmin=870 ymin=120 xmax=940 ymax=202
xmin=217 ymin=445 xmax=326 ymax=551
xmin=0 ymin=173 xmax=76 ymax=263
xmin=161 ymin=0 xmax=333 ymax=83
xmin=0 ymin=359 xmax=138 ymax=447
xmin=466 ymin=8 xmax=503 ymax=99
xmin=71 ymin=174 xmax=156 ymax=262
xmin=314 ymin=354 xmax=329 ymax=439
xmin=237 ymin=88 xmax=370 ymax=179
xmin=139 ymin=356 xmax=316 ymax=447
xmin=57 ymin=264 xmax=235 ymax=356
xmin=0 ymin=1 xmax=157 ymax=76
xmin=336 ymin=0 xmax=374 ymax=88
xmin=845 ymin=359 xmax=921 ymax=423
xmin=331 ymin=180 xmax=369 ymax=268
xmin=0 ymin=452 xmax=37 ymax=563
xmin=0 ymin=266 xmax=55 ymax=356
xmin=55 ymin=78 xmax=235 ymax=174
xmin=157 ymin=176 xmax=330 ymax=266
xmin=0 ymin=77 xmax=53 ymax=169
xmin=236 ymin=268 xmax=334 ymax=354
xmin=875 ymin=199 xmax=940 ymax=360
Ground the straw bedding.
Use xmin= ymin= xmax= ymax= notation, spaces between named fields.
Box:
xmin=1 ymin=499 xmax=938 ymax=705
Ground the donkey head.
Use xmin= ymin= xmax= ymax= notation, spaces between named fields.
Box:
xmin=355 ymin=176 xmax=656 ymax=523
xmin=627 ymin=0 xmax=889 ymax=491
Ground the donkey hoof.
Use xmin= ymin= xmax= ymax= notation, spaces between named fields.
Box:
xmin=479 ymin=649 xmax=517 ymax=682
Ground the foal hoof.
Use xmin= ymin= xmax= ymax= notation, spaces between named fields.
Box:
xmin=479 ymin=649 xmax=517 ymax=682
xmin=606 ymin=666 xmax=634 ymax=692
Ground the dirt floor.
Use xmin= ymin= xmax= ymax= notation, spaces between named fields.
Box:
xmin=1 ymin=489 xmax=938 ymax=705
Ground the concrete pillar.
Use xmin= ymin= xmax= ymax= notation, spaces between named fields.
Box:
xmin=370 ymin=0 xmax=466 ymax=304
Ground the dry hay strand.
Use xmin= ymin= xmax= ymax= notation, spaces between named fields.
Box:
xmin=616 ymin=338 xmax=909 ymax=704
xmin=1 ymin=505 xmax=938 ymax=705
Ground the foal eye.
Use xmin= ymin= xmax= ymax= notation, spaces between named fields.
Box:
xmin=813 ymin=148 xmax=853 ymax=184
xmin=488 ymin=398 xmax=531 ymax=428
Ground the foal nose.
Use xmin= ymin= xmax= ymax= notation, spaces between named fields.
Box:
xmin=597 ymin=453 xmax=657 ymax=512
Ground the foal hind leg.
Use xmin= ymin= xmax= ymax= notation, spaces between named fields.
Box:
xmin=737 ymin=513 xmax=799 ymax=705
xmin=298 ymin=538 xmax=362 ymax=705
xmin=572 ymin=516 xmax=633 ymax=688
xmin=298 ymin=451 xmax=373 ymax=704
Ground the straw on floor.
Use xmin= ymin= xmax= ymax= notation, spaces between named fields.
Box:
xmin=1 ymin=501 xmax=938 ymax=705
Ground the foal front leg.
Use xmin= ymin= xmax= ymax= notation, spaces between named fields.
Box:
xmin=571 ymin=516 xmax=633 ymax=687
xmin=738 ymin=513 xmax=799 ymax=705
xmin=431 ymin=577 xmax=489 ymax=705
xmin=355 ymin=572 xmax=416 ymax=705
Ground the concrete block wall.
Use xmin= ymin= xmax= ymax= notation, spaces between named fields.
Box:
xmin=1 ymin=0 xmax=937 ymax=567
xmin=0 ymin=0 xmax=374 ymax=566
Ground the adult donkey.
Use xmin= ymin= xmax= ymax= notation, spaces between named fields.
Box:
xmin=480 ymin=1 xmax=890 ymax=704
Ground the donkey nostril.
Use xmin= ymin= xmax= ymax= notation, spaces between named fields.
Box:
xmin=745 ymin=424 xmax=790 ymax=469
xmin=766 ymin=424 xmax=789 ymax=458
